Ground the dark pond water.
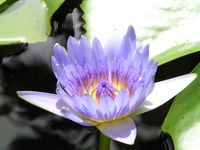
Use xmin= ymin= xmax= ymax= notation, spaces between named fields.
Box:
xmin=1 ymin=0 xmax=200 ymax=150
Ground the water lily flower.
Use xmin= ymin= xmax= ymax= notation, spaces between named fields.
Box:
xmin=17 ymin=26 xmax=196 ymax=145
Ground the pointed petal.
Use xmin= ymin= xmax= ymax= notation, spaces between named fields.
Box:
xmin=71 ymin=94 xmax=115 ymax=122
xmin=126 ymin=25 xmax=136 ymax=50
xmin=53 ymin=43 xmax=74 ymax=69
xmin=67 ymin=36 xmax=80 ymax=61
xmin=98 ymin=95 xmax=116 ymax=121
xmin=17 ymin=91 xmax=62 ymax=116
xmin=104 ymin=29 xmax=121 ymax=61
xmin=132 ymin=73 xmax=197 ymax=116
xmin=79 ymin=35 xmax=92 ymax=62
xmin=136 ymin=39 xmax=151 ymax=69
xmin=53 ymin=43 xmax=68 ymax=67
xmin=60 ymin=104 xmax=95 ymax=126
xmin=97 ymin=117 xmax=136 ymax=145
xmin=92 ymin=37 xmax=106 ymax=64
xmin=114 ymin=89 xmax=130 ymax=118
xmin=56 ymin=83 xmax=75 ymax=109
xmin=129 ymin=85 xmax=145 ymax=110
xmin=72 ymin=94 xmax=100 ymax=120
xmin=117 ymin=36 xmax=132 ymax=59
xmin=51 ymin=56 xmax=67 ymax=86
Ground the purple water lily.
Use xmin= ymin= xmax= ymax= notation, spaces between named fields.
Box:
xmin=17 ymin=26 xmax=196 ymax=144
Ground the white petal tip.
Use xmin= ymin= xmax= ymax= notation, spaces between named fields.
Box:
xmin=133 ymin=73 xmax=198 ymax=116
xmin=54 ymin=43 xmax=60 ymax=47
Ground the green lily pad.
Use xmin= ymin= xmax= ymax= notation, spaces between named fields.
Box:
xmin=0 ymin=0 xmax=64 ymax=44
xmin=80 ymin=0 xmax=200 ymax=65
xmin=152 ymin=41 xmax=200 ymax=65
xmin=162 ymin=64 xmax=200 ymax=150
xmin=0 ymin=0 xmax=6 ymax=5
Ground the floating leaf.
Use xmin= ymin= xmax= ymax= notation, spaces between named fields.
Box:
xmin=80 ymin=0 xmax=200 ymax=65
xmin=162 ymin=64 xmax=200 ymax=150
xmin=0 ymin=0 xmax=64 ymax=44
xmin=0 ymin=0 xmax=6 ymax=5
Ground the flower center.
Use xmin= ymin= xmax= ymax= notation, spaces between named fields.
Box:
xmin=62 ymin=58 xmax=138 ymax=104
xmin=92 ymin=81 xmax=119 ymax=103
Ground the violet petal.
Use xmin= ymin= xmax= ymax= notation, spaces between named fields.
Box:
xmin=97 ymin=117 xmax=136 ymax=145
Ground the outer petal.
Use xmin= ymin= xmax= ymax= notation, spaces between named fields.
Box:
xmin=131 ymin=73 xmax=197 ymax=116
xmin=97 ymin=117 xmax=136 ymax=145
xmin=17 ymin=91 xmax=61 ymax=116
xmin=72 ymin=94 xmax=101 ymax=120
xmin=53 ymin=43 xmax=75 ymax=70
xmin=51 ymin=57 xmax=67 ymax=86
xmin=72 ymin=94 xmax=115 ymax=122
xmin=53 ymin=44 xmax=68 ymax=67
xmin=56 ymin=83 xmax=75 ymax=109
xmin=60 ymin=103 xmax=95 ymax=126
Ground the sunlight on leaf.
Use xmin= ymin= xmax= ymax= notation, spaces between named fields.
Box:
xmin=152 ymin=41 xmax=200 ymax=65
xmin=162 ymin=64 xmax=200 ymax=150
xmin=0 ymin=0 xmax=6 ymax=5
xmin=0 ymin=0 xmax=64 ymax=44
xmin=81 ymin=0 xmax=200 ymax=65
